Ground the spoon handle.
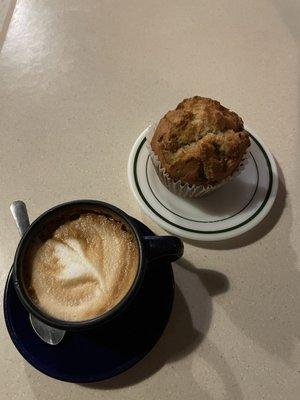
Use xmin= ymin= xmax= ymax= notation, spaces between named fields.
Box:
xmin=10 ymin=201 xmax=30 ymax=236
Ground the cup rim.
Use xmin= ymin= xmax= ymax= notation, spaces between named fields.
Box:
xmin=13 ymin=200 xmax=145 ymax=331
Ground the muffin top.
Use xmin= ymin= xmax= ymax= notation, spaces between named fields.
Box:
xmin=151 ymin=96 xmax=250 ymax=186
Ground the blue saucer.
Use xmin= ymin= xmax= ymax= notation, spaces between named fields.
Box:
xmin=3 ymin=220 xmax=174 ymax=383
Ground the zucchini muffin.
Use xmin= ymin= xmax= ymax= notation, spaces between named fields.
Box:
xmin=150 ymin=96 xmax=250 ymax=196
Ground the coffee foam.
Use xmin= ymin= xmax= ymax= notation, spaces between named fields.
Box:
xmin=25 ymin=213 xmax=139 ymax=321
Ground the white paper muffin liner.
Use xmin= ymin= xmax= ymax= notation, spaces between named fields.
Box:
xmin=145 ymin=124 xmax=250 ymax=198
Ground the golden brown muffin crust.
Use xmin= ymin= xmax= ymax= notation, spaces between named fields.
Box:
xmin=151 ymin=96 xmax=250 ymax=186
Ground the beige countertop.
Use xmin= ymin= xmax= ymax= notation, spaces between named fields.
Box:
xmin=0 ymin=1 xmax=299 ymax=399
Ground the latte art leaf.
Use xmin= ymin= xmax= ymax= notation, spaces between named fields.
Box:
xmin=54 ymin=238 xmax=108 ymax=294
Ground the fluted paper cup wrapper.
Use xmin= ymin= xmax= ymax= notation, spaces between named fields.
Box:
xmin=145 ymin=124 xmax=250 ymax=198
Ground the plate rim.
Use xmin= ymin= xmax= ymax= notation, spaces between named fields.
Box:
xmin=128 ymin=125 xmax=278 ymax=241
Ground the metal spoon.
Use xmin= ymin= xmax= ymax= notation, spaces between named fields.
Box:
xmin=10 ymin=200 xmax=65 ymax=345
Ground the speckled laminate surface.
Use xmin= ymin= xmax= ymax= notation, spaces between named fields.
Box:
xmin=0 ymin=1 xmax=299 ymax=399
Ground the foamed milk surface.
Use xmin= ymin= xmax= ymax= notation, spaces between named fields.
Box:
xmin=26 ymin=214 xmax=139 ymax=321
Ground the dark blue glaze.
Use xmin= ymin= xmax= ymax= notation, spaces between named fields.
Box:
xmin=3 ymin=220 xmax=174 ymax=382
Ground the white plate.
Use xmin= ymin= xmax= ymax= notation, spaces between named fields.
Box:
xmin=128 ymin=126 xmax=278 ymax=241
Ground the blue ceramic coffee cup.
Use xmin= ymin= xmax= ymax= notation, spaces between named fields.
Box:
xmin=13 ymin=200 xmax=183 ymax=332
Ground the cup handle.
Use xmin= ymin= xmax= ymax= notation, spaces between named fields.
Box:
xmin=144 ymin=235 xmax=184 ymax=263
